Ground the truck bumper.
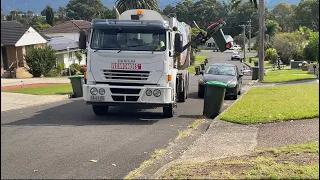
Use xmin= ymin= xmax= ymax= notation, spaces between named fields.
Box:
xmin=83 ymin=84 xmax=174 ymax=107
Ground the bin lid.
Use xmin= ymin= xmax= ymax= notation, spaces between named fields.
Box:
xmin=68 ymin=75 xmax=84 ymax=79
xmin=205 ymin=81 xmax=228 ymax=88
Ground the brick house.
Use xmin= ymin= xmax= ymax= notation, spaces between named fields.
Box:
xmin=1 ymin=21 xmax=47 ymax=78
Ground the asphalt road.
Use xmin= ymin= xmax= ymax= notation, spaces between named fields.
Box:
xmin=1 ymin=52 xmax=252 ymax=179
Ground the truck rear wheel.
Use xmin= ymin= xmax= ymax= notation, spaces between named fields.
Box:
xmin=92 ymin=105 xmax=109 ymax=116
xmin=163 ymin=104 xmax=174 ymax=118
xmin=178 ymin=90 xmax=186 ymax=102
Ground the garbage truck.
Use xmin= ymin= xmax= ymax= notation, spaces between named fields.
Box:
xmin=78 ymin=9 xmax=231 ymax=117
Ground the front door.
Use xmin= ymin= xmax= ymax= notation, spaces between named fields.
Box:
xmin=2 ymin=47 xmax=8 ymax=70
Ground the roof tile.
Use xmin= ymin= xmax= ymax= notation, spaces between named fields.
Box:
xmin=42 ymin=20 xmax=91 ymax=34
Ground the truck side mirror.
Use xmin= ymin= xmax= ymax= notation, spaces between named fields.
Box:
xmin=79 ymin=30 xmax=87 ymax=50
xmin=174 ymin=33 xmax=183 ymax=53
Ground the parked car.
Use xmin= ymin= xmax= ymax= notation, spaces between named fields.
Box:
xmin=198 ymin=63 xmax=243 ymax=99
xmin=231 ymin=52 xmax=241 ymax=60
xmin=231 ymin=45 xmax=241 ymax=50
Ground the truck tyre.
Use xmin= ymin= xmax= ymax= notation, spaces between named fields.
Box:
xmin=163 ymin=104 xmax=174 ymax=118
xmin=178 ymin=89 xmax=186 ymax=102
xmin=92 ymin=105 xmax=109 ymax=116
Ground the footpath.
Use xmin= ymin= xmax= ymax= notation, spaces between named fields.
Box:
xmin=1 ymin=77 xmax=70 ymax=112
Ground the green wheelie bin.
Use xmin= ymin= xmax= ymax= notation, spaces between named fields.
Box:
xmin=68 ymin=75 xmax=84 ymax=98
xmin=203 ymin=81 xmax=228 ymax=118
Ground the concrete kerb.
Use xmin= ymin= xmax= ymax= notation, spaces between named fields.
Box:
xmin=152 ymin=85 xmax=257 ymax=179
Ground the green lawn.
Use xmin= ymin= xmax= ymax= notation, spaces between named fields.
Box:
xmin=3 ymin=84 xmax=72 ymax=95
xmin=245 ymin=57 xmax=289 ymax=69
xmin=264 ymin=69 xmax=315 ymax=83
xmin=160 ymin=142 xmax=319 ymax=179
xmin=220 ymin=84 xmax=319 ymax=124
xmin=187 ymin=55 xmax=208 ymax=75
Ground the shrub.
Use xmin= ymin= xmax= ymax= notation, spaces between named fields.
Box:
xmin=273 ymin=32 xmax=307 ymax=65
xmin=303 ymin=32 xmax=319 ymax=62
xmin=265 ymin=48 xmax=278 ymax=64
xmin=79 ymin=65 xmax=87 ymax=74
xmin=67 ymin=64 xmax=81 ymax=75
xmin=25 ymin=46 xmax=57 ymax=77
xmin=75 ymin=51 xmax=83 ymax=64
xmin=57 ymin=63 xmax=65 ymax=71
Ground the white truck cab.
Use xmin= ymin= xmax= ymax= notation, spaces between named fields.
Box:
xmin=79 ymin=9 xmax=191 ymax=117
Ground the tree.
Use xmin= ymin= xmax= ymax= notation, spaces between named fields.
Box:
xmin=25 ymin=46 xmax=57 ymax=77
xmin=162 ymin=5 xmax=176 ymax=17
xmin=233 ymin=34 xmax=248 ymax=47
xmin=33 ymin=23 xmax=52 ymax=32
xmin=57 ymin=7 xmax=68 ymax=22
xmin=265 ymin=19 xmax=279 ymax=43
xmin=41 ymin=7 xmax=47 ymax=16
xmin=45 ymin=5 xmax=55 ymax=26
xmin=115 ymin=0 xmax=159 ymax=14
xmin=101 ymin=7 xmax=116 ymax=19
xmin=303 ymin=32 xmax=319 ymax=61
xmin=295 ymin=0 xmax=319 ymax=31
xmin=272 ymin=3 xmax=296 ymax=32
xmin=66 ymin=0 xmax=105 ymax=21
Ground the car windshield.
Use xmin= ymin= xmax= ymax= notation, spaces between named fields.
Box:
xmin=233 ymin=52 xmax=239 ymax=55
xmin=90 ymin=28 xmax=166 ymax=51
xmin=206 ymin=65 xmax=236 ymax=76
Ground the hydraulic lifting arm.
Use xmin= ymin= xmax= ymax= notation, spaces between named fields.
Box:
xmin=181 ymin=19 xmax=230 ymax=52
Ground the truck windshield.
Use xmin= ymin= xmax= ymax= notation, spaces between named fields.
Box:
xmin=90 ymin=28 xmax=166 ymax=52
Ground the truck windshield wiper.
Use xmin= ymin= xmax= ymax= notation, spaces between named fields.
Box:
xmin=151 ymin=46 xmax=158 ymax=54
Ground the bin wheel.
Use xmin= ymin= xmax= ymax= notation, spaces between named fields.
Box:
xmin=92 ymin=105 xmax=109 ymax=116
xmin=238 ymin=90 xmax=241 ymax=95
xmin=232 ymin=94 xmax=238 ymax=100
xmin=163 ymin=104 xmax=174 ymax=118
xmin=198 ymin=90 xmax=204 ymax=98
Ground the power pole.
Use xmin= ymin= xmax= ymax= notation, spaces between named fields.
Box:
xmin=248 ymin=19 xmax=252 ymax=52
xmin=239 ymin=23 xmax=249 ymax=62
xmin=258 ymin=0 xmax=265 ymax=82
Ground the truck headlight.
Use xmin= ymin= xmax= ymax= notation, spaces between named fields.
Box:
xmin=153 ymin=89 xmax=161 ymax=97
xmin=99 ymin=88 xmax=105 ymax=95
xmin=146 ymin=89 xmax=152 ymax=96
xmin=90 ymin=87 xmax=98 ymax=95
xmin=227 ymin=80 xmax=237 ymax=87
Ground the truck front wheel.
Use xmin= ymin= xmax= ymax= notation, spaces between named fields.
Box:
xmin=92 ymin=105 xmax=109 ymax=116
xmin=163 ymin=104 xmax=174 ymax=118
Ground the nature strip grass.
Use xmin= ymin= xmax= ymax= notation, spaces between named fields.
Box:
xmin=220 ymin=84 xmax=319 ymax=124
xmin=160 ymin=142 xmax=319 ymax=179
xmin=3 ymin=83 xmax=72 ymax=95
xmin=263 ymin=69 xmax=315 ymax=83
xmin=187 ymin=55 xmax=208 ymax=75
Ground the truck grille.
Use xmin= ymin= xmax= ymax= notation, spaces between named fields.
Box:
xmin=110 ymin=88 xmax=141 ymax=94
xmin=102 ymin=70 xmax=150 ymax=81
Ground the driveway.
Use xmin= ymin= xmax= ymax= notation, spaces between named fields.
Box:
xmin=1 ymin=52 xmax=252 ymax=179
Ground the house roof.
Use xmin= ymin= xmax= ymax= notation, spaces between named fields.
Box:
xmin=42 ymin=20 xmax=91 ymax=34
xmin=39 ymin=33 xmax=51 ymax=41
xmin=1 ymin=21 xmax=30 ymax=46
xmin=47 ymin=36 xmax=79 ymax=52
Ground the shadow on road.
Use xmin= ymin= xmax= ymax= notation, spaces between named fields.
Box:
xmin=2 ymin=99 xmax=168 ymax=127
